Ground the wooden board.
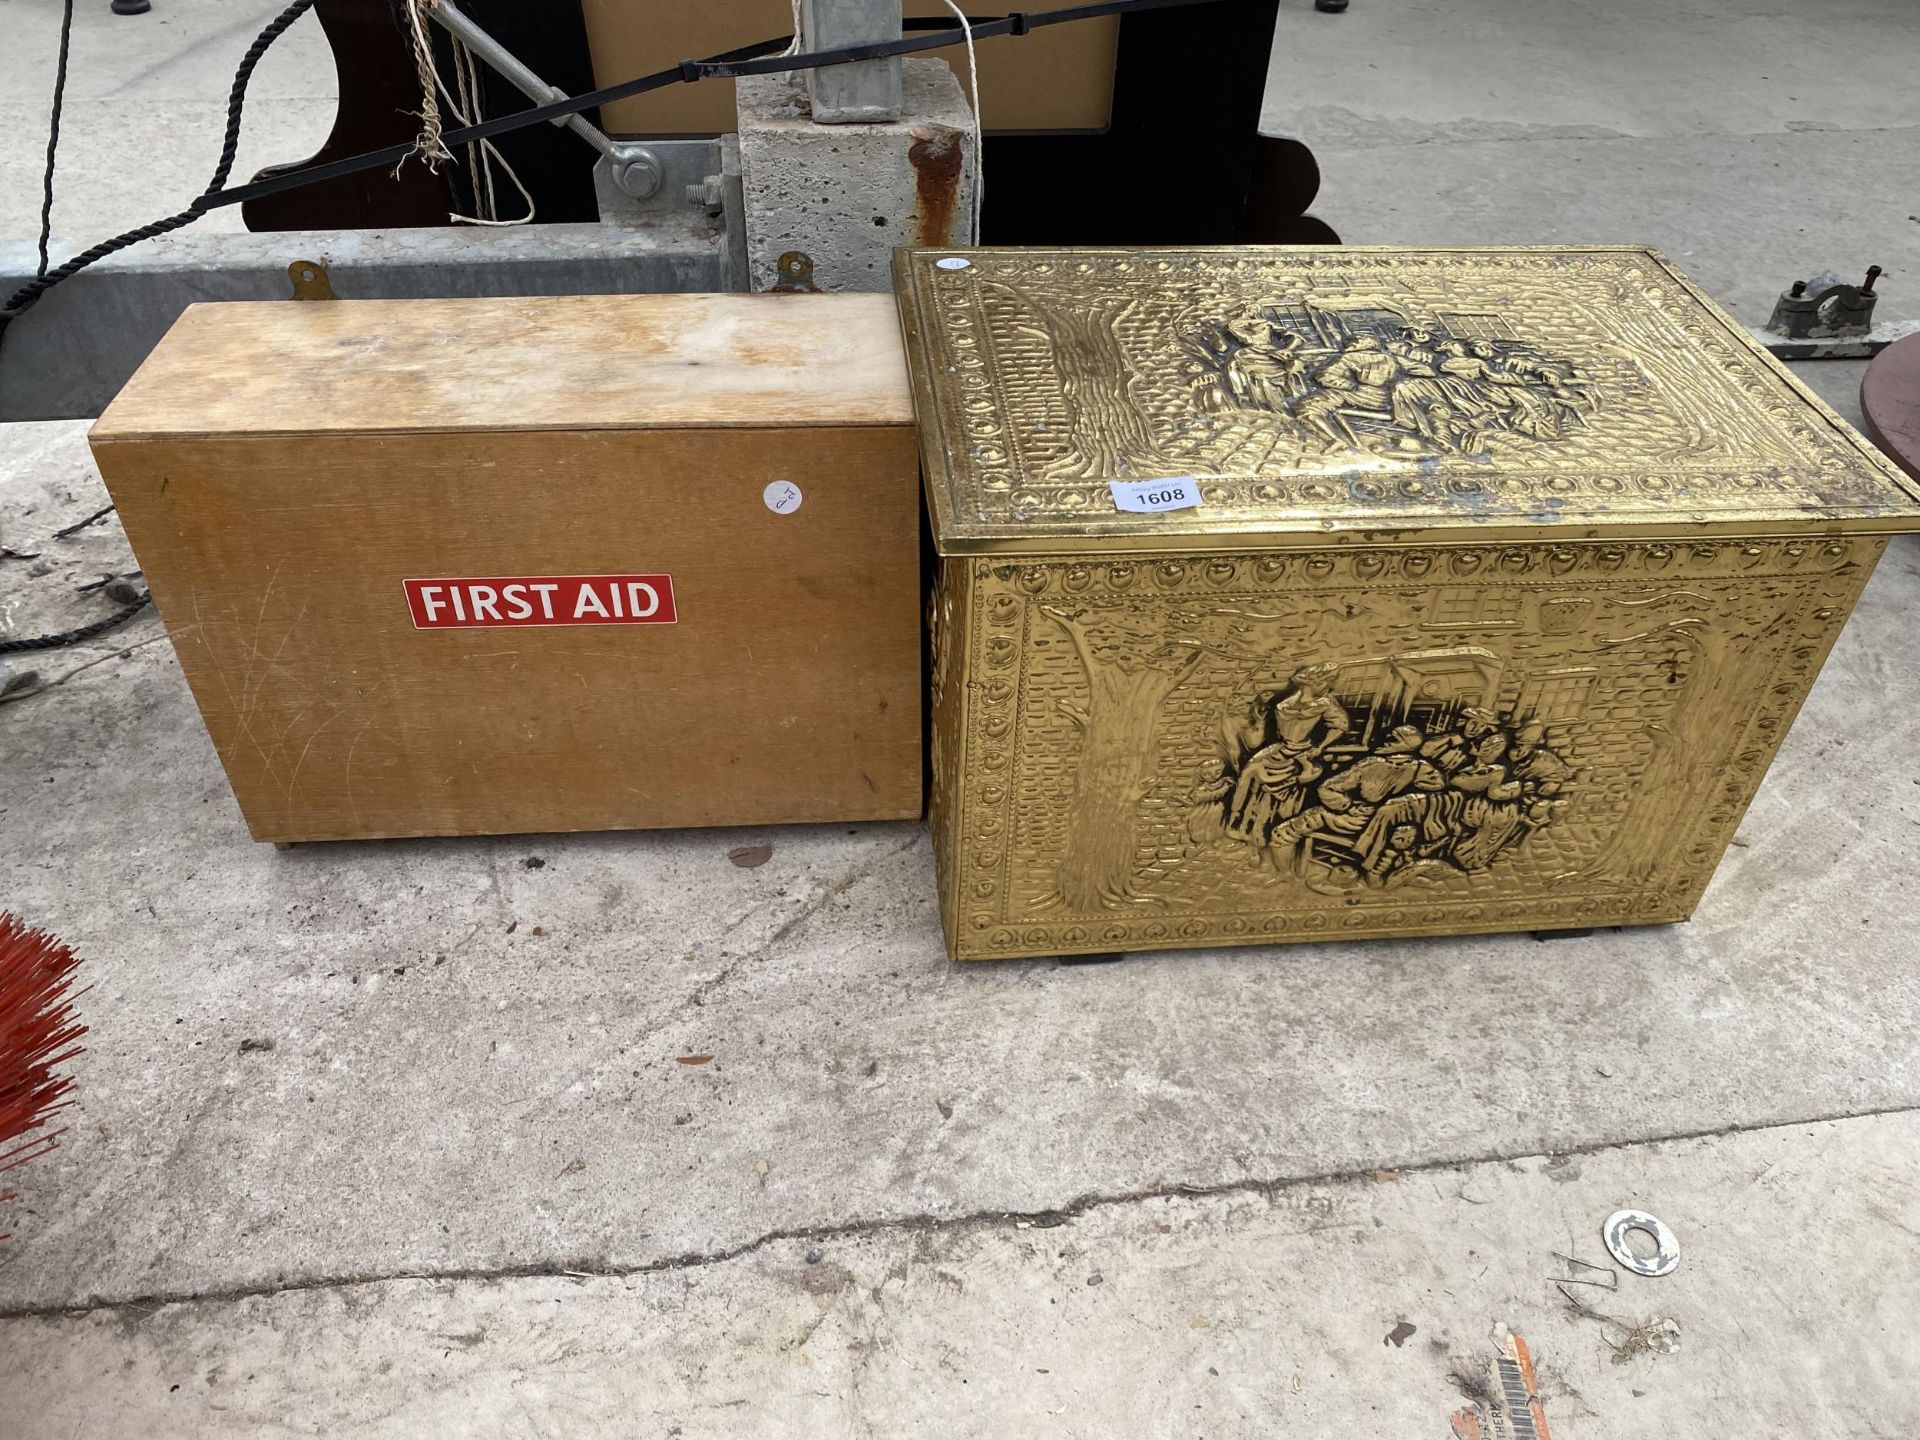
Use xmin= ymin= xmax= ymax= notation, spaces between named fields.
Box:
xmin=91 ymin=293 xmax=913 ymax=442
xmin=92 ymin=424 xmax=923 ymax=842
xmin=577 ymin=0 xmax=1118 ymax=136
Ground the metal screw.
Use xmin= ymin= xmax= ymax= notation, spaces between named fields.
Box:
xmin=1789 ymin=280 xmax=1807 ymax=297
xmin=1862 ymin=265 xmax=1883 ymax=295
xmin=613 ymin=149 xmax=662 ymax=199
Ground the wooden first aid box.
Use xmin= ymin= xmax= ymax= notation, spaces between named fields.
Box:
xmin=895 ymin=245 xmax=1920 ymax=960
xmin=90 ymin=293 xmax=923 ymax=843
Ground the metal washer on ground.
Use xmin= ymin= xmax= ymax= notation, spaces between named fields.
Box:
xmin=1604 ymin=1209 xmax=1680 ymax=1277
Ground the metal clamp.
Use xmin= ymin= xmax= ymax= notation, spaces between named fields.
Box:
xmin=1766 ymin=267 xmax=1882 ymax=340
xmin=431 ymin=1 xmax=663 ymax=200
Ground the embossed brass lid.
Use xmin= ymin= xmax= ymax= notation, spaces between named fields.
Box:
xmin=893 ymin=245 xmax=1920 ymax=554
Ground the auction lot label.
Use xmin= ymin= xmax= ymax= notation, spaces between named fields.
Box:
xmin=404 ymin=574 xmax=677 ymax=629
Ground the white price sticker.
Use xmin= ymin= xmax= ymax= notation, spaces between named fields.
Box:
xmin=934 ymin=256 xmax=972 ymax=271
xmin=763 ymin=480 xmax=803 ymax=514
xmin=1109 ymin=477 xmax=1202 ymax=514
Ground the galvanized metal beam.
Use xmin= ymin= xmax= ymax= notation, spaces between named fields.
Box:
xmin=801 ymin=0 xmax=905 ymax=123
xmin=0 ymin=223 xmax=729 ymax=422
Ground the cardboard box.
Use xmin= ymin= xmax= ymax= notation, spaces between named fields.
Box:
xmin=90 ymin=293 xmax=923 ymax=843
xmin=578 ymin=0 xmax=1117 ymax=135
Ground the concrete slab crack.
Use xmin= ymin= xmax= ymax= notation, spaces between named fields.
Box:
xmin=684 ymin=832 xmax=924 ymax=1010
xmin=4 ymin=1100 xmax=1915 ymax=1325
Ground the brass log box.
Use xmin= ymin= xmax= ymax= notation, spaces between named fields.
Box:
xmin=89 ymin=293 xmax=923 ymax=843
xmin=894 ymin=245 xmax=1920 ymax=961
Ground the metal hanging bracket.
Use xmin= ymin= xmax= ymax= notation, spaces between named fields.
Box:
xmin=769 ymin=252 xmax=820 ymax=293
xmin=287 ymin=259 xmax=336 ymax=300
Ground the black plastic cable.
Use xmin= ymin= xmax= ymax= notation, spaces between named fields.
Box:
xmin=210 ymin=0 xmax=1223 ymax=212
xmin=0 ymin=593 xmax=152 ymax=656
xmin=1 ymin=0 xmax=317 ymax=339
xmin=0 ymin=0 xmax=1222 ymax=342
xmin=36 ymin=0 xmax=76 ymax=279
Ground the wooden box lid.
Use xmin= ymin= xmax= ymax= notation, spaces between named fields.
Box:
xmin=93 ymin=292 xmax=913 ymax=442
xmin=893 ymin=245 xmax=1920 ymax=555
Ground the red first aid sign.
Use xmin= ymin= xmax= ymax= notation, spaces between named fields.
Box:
xmin=404 ymin=574 xmax=677 ymax=629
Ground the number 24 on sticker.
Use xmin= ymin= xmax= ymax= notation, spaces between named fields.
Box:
xmin=1110 ymin=477 xmax=1202 ymax=513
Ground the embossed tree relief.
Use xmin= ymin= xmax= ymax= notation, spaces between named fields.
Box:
xmin=1550 ymin=601 xmax=1750 ymax=889
xmin=990 ymin=284 xmax=1180 ymax=480
xmin=1038 ymin=605 xmax=1203 ymax=911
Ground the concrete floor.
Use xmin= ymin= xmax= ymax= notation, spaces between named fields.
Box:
xmin=1265 ymin=0 xmax=1920 ymax=327
xmin=0 ymin=0 xmax=334 ymax=244
xmin=3 ymin=1 xmax=1920 ymax=1435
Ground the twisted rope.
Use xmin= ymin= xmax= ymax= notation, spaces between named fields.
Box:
xmin=399 ymin=0 xmax=451 ymax=171
xmin=0 ymin=593 xmax=153 ymax=656
xmin=1 ymin=0 xmax=317 ymax=335
xmin=36 ymin=0 xmax=76 ymax=279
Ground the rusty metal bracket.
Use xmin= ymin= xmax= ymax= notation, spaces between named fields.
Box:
xmin=287 ymin=259 xmax=336 ymax=300
xmin=769 ymin=252 xmax=819 ymax=294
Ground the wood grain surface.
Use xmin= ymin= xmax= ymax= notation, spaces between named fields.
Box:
xmin=93 ymin=423 xmax=923 ymax=842
xmin=92 ymin=293 xmax=913 ymax=441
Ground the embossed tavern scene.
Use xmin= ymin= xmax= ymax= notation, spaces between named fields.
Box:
xmin=897 ymin=246 xmax=1920 ymax=960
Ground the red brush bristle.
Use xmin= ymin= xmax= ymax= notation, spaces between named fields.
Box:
xmin=0 ymin=914 xmax=87 ymax=1236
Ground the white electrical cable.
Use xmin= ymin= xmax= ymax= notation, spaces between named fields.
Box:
xmin=936 ymin=0 xmax=983 ymax=243
xmin=783 ymin=0 xmax=806 ymax=83
xmin=434 ymin=29 xmax=535 ymax=226
xmin=450 ymin=40 xmax=495 ymax=220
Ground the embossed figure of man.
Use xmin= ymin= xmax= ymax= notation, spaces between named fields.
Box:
xmin=1292 ymin=335 xmax=1406 ymax=448
xmin=1448 ymin=731 xmax=1528 ymax=870
xmin=1223 ymin=663 xmax=1351 ymax=843
xmin=1385 ymin=327 xmax=1474 ymax=453
xmin=1450 ymin=340 xmax=1566 ymax=439
xmin=1510 ymin=722 xmax=1573 ymax=826
xmin=1222 ymin=311 xmax=1311 ymax=412
xmin=1508 ymin=352 xmax=1600 ymax=432
xmin=1419 ymin=705 xmax=1503 ymax=777
xmin=1266 ymin=724 xmax=1448 ymax=876
xmin=1430 ymin=338 xmax=1507 ymax=421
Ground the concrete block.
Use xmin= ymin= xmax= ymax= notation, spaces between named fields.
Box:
xmin=737 ymin=60 xmax=977 ymax=294
xmin=802 ymin=0 xmax=904 ymax=124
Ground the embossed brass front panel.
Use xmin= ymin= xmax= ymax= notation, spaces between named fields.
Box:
xmin=931 ymin=537 xmax=1879 ymax=959
xmin=900 ymin=246 xmax=1920 ymax=960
